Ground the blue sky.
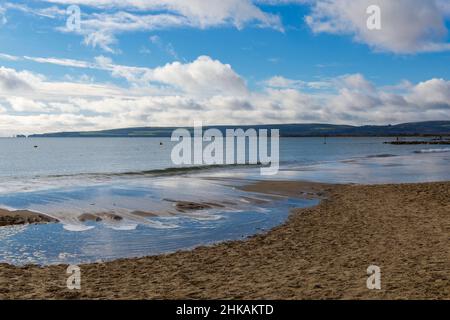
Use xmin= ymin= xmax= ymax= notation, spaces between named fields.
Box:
xmin=0 ymin=0 xmax=449 ymax=135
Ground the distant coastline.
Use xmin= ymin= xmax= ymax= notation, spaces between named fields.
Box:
xmin=23 ymin=121 xmax=450 ymax=138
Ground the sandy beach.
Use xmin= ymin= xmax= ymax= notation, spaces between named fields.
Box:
xmin=0 ymin=181 xmax=448 ymax=300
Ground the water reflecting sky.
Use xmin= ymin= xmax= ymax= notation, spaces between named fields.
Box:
xmin=0 ymin=137 xmax=448 ymax=265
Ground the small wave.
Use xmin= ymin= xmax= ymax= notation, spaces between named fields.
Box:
xmin=63 ymin=224 xmax=95 ymax=232
xmin=58 ymin=252 xmax=78 ymax=260
xmin=45 ymin=163 xmax=261 ymax=180
xmin=414 ymin=148 xmax=450 ymax=154
xmin=366 ymin=154 xmax=397 ymax=158
xmin=107 ymin=224 xmax=138 ymax=231
xmin=144 ymin=220 xmax=179 ymax=229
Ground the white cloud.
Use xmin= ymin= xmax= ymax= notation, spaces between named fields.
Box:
xmin=144 ymin=56 xmax=248 ymax=96
xmin=7 ymin=97 xmax=49 ymax=112
xmin=41 ymin=0 xmax=282 ymax=52
xmin=1 ymin=2 xmax=66 ymax=19
xmin=0 ymin=53 xmax=19 ymax=61
xmin=407 ymin=79 xmax=450 ymax=108
xmin=304 ymin=0 xmax=450 ymax=54
xmin=0 ymin=67 xmax=41 ymax=91
xmin=82 ymin=31 xmax=118 ymax=54
xmin=24 ymin=56 xmax=92 ymax=69
xmin=45 ymin=0 xmax=282 ymax=28
xmin=328 ymin=75 xmax=450 ymax=123
xmin=339 ymin=73 xmax=375 ymax=92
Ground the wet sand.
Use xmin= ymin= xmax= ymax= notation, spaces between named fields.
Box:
xmin=240 ymin=180 xmax=337 ymax=199
xmin=0 ymin=181 xmax=449 ymax=299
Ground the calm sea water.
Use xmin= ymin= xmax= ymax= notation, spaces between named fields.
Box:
xmin=0 ymin=137 xmax=441 ymax=179
xmin=0 ymin=137 xmax=448 ymax=265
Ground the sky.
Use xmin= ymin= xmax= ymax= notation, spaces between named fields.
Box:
xmin=0 ymin=0 xmax=449 ymax=136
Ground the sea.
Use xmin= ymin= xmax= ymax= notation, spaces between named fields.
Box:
xmin=0 ymin=137 xmax=448 ymax=265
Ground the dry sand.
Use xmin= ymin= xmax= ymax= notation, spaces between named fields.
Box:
xmin=0 ymin=181 xmax=448 ymax=299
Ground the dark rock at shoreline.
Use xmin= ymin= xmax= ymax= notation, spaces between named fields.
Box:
xmin=175 ymin=201 xmax=213 ymax=212
xmin=385 ymin=140 xmax=450 ymax=145
xmin=0 ymin=210 xmax=58 ymax=227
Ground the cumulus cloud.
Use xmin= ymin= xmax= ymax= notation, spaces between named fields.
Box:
xmin=328 ymin=74 xmax=450 ymax=123
xmin=304 ymin=0 xmax=450 ymax=54
xmin=339 ymin=73 xmax=375 ymax=92
xmin=407 ymin=79 xmax=450 ymax=109
xmin=145 ymin=56 xmax=248 ymax=96
xmin=0 ymin=67 xmax=40 ymax=91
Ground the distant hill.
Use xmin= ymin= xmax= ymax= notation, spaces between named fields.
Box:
xmin=28 ymin=121 xmax=450 ymax=138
